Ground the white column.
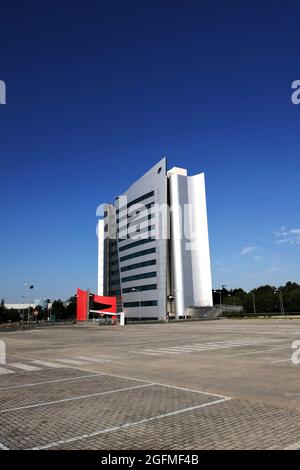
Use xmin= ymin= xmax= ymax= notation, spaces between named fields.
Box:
xmin=187 ymin=173 xmax=213 ymax=306
xmin=169 ymin=173 xmax=185 ymax=318
xmin=97 ymin=219 xmax=104 ymax=296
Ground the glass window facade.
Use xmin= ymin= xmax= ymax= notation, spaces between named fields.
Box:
xmin=119 ymin=238 xmax=155 ymax=252
xmin=122 ymin=284 xmax=157 ymax=293
xmin=118 ymin=225 xmax=155 ymax=242
xmin=116 ymin=190 xmax=154 ymax=215
xmin=120 ymin=259 xmax=156 ymax=272
xmin=123 ymin=300 xmax=158 ymax=308
xmin=121 ymin=271 xmax=157 ymax=283
xmin=117 ymin=202 xmax=155 ymax=224
xmin=120 ymin=247 xmax=156 ymax=262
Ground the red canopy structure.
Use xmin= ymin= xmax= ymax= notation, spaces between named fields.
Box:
xmin=76 ymin=288 xmax=117 ymax=321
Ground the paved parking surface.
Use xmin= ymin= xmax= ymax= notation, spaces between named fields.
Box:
xmin=1 ymin=319 xmax=300 ymax=449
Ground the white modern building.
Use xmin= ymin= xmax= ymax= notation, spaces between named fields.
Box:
xmin=97 ymin=158 xmax=213 ymax=320
xmin=4 ymin=300 xmax=51 ymax=310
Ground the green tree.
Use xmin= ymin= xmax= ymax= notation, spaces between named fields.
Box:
xmin=281 ymin=282 xmax=300 ymax=312
xmin=0 ymin=299 xmax=7 ymax=323
xmin=249 ymin=286 xmax=278 ymax=313
xmin=66 ymin=296 xmax=77 ymax=319
xmin=7 ymin=309 xmax=21 ymax=322
xmin=214 ymin=282 xmax=300 ymax=314
xmin=51 ymin=300 xmax=66 ymax=320
xmin=32 ymin=305 xmax=45 ymax=321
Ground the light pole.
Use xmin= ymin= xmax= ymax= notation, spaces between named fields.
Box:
xmin=174 ymin=289 xmax=184 ymax=318
xmin=43 ymin=299 xmax=49 ymax=322
xmin=228 ymin=294 xmax=236 ymax=307
xmin=21 ymin=295 xmax=27 ymax=322
xmin=24 ymin=283 xmax=34 ymax=323
xmin=131 ymin=288 xmax=141 ymax=321
xmin=281 ymin=290 xmax=285 ymax=316
xmin=167 ymin=295 xmax=175 ymax=321
xmin=275 ymin=289 xmax=285 ymax=315
xmin=251 ymin=292 xmax=256 ymax=314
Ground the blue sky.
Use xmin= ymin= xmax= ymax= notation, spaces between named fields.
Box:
xmin=0 ymin=0 xmax=299 ymax=302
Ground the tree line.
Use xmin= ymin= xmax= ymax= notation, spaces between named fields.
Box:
xmin=1 ymin=282 xmax=300 ymax=323
xmin=0 ymin=297 xmax=77 ymax=323
xmin=214 ymin=282 xmax=300 ymax=313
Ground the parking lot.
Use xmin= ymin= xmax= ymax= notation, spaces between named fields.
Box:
xmin=1 ymin=318 xmax=300 ymax=450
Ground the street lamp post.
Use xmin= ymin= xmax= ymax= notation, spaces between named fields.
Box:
xmin=21 ymin=295 xmax=27 ymax=322
xmin=131 ymin=288 xmax=141 ymax=322
xmin=251 ymin=292 xmax=256 ymax=314
xmin=281 ymin=291 xmax=285 ymax=316
xmin=174 ymin=289 xmax=184 ymax=319
xmin=275 ymin=289 xmax=285 ymax=315
xmin=24 ymin=283 xmax=34 ymax=323
xmin=228 ymin=294 xmax=236 ymax=307
xmin=43 ymin=299 xmax=48 ymax=322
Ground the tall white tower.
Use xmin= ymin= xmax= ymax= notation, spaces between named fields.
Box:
xmin=168 ymin=167 xmax=213 ymax=318
xmin=97 ymin=219 xmax=104 ymax=296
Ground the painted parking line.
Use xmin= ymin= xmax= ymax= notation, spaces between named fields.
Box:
xmin=30 ymin=396 xmax=231 ymax=450
xmin=55 ymin=359 xmax=89 ymax=365
xmin=9 ymin=363 xmax=42 ymax=372
xmin=129 ymin=351 xmax=164 ymax=356
xmin=91 ymin=354 xmax=124 ymax=360
xmin=269 ymin=358 xmax=291 ymax=364
xmin=142 ymin=344 xmax=241 ymax=354
xmin=0 ymin=383 xmax=154 ymax=413
xmin=31 ymin=360 xmax=66 ymax=368
xmin=144 ymin=349 xmax=181 ymax=354
xmin=7 ymin=353 xmax=41 ymax=361
xmin=0 ymin=441 xmax=9 ymax=450
xmin=156 ymin=382 xmax=230 ymax=399
xmin=171 ymin=346 xmax=214 ymax=354
xmin=168 ymin=346 xmax=222 ymax=351
xmin=137 ymin=340 xmax=282 ymax=356
xmin=0 ymin=367 xmax=14 ymax=375
xmin=284 ymin=441 xmax=300 ymax=450
xmin=0 ymin=373 xmax=105 ymax=391
xmin=72 ymin=368 xmax=231 ymax=400
xmin=76 ymin=356 xmax=112 ymax=363
xmin=219 ymin=346 xmax=291 ymax=358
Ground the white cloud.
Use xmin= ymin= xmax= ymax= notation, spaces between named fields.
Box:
xmin=274 ymin=231 xmax=289 ymax=237
xmin=274 ymin=227 xmax=300 ymax=245
xmin=240 ymin=246 xmax=259 ymax=255
xmin=276 ymin=238 xmax=293 ymax=245
xmin=253 ymin=256 xmax=264 ymax=262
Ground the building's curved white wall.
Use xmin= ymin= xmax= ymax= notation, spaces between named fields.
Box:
xmin=187 ymin=174 xmax=213 ymax=307
xmin=168 ymin=173 xmax=185 ymax=318
xmin=168 ymin=169 xmax=213 ymax=315
xmin=97 ymin=219 xmax=104 ymax=296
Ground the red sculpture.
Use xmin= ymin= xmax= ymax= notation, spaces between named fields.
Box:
xmin=76 ymin=288 xmax=117 ymax=321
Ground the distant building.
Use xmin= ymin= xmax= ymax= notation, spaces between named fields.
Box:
xmin=5 ymin=299 xmax=51 ymax=310
xmin=98 ymin=157 xmax=213 ymax=321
